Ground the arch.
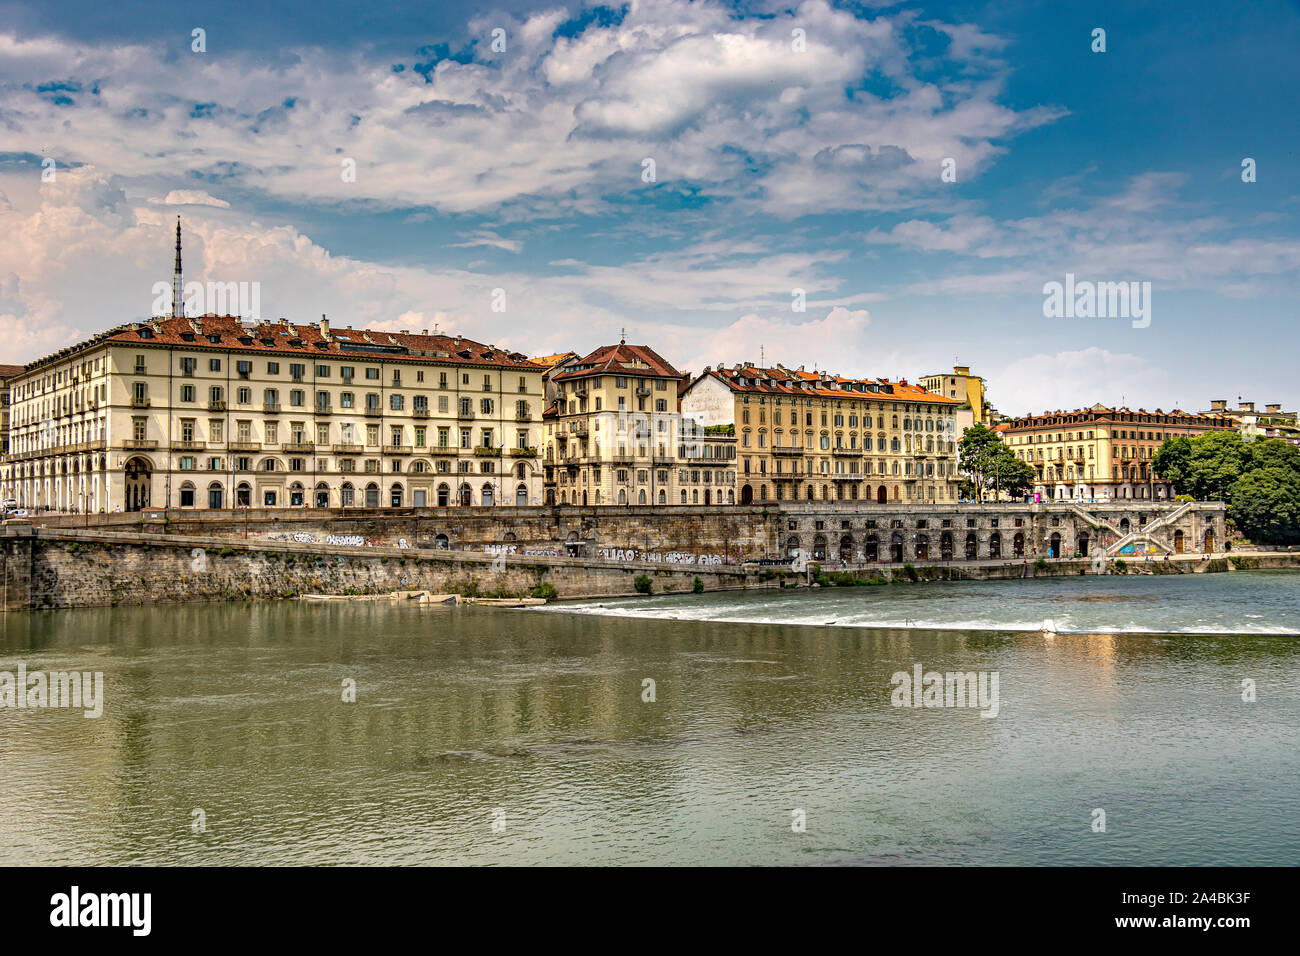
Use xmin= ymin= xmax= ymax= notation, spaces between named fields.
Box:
xmin=785 ymin=535 xmax=801 ymax=557
xmin=315 ymin=482 xmax=330 ymax=508
xmin=812 ymin=533 xmax=827 ymax=560
xmin=179 ymin=481 xmax=196 ymax=508
xmin=1013 ymin=532 xmax=1025 ymax=557
xmin=516 ymin=483 xmax=528 ymax=507
xmin=437 ymin=482 xmax=450 ymax=507
xmin=740 ymin=484 xmax=753 ymax=505
xmin=480 ymin=483 xmax=493 ymax=507
xmin=1049 ymin=532 xmax=1061 ymax=558
xmin=1119 ymin=517 xmax=1131 ymax=534
xmin=1204 ymin=529 xmax=1215 ymax=553
xmin=964 ymin=532 xmax=978 ymax=561
xmin=434 ymin=533 xmax=449 ymax=549
xmin=838 ymin=534 xmax=853 ymax=562
xmin=915 ymin=533 xmax=929 ymax=561
xmin=989 ymin=532 xmax=1002 ymax=559
xmin=366 ymin=482 xmax=380 ymax=508
xmin=458 ymin=482 xmax=472 ymax=507
xmin=289 ymin=481 xmax=305 ymax=507
xmin=889 ymin=532 xmax=904 ymax=563
xmin=123 ymin=456 xmax=152 ymax=512
xmin=658 ymin=489 xmax=667 ymax=505
xmin=876 ymin=485 xmax=887 ymax=504
xmin=863 ymin=534 xmax=879 ymax=562
xmin=340 ymin=481 xmax=355 ymax=508
xmin=207 ymin=481 xmax=224 ymax=510
xmin=1173 ymin=529 xmax=1185 ymax=554
xmin=618 ymin=489 xmax=627 ymax=505
xmin=1078 ymin=532 xmax=1089 ymax=557
xmin=236 ymin=481 xmax=252 ymax=508
xmin=638 ymin=489 xmax=647 ymax=505
xmin=940 ymin=531 xmax=953 ymax=561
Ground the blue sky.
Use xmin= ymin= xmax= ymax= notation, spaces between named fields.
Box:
xmin=1 ymin=0 xmax=1298 ymax=415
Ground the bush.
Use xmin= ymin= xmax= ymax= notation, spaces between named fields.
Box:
xmin=1034 ymin=557 xmax=1048 ymax=571
xmin=531 ymin=581 xmax=558 ymax=601
xmin=1112 ymin=558 xmax=1127 ymax=573
xmin=634 ymin=574 xmax=653 ymax=594
xmin=692 ymin=576 xmax=704 ymax=593
xmin=902 ymin=562 xmax=918 ymax=582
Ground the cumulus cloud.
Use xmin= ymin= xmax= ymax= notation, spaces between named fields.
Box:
xmin=153 ymin=190 xmax=231 ymax=208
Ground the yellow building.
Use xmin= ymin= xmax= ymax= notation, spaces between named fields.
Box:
xmin=680 ymin=364 xmax=962 ymax=504
xmin=920 ymin=365 xmax=992 ymax=424
xmin=1 ymin=315 xmax=546 ymax=512
xmin=542 ymin=341 xmax=734 ymax=505
xmin=1001 ymin=404 xmax=1235 ymax=501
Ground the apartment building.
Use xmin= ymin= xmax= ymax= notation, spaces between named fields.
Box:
xmin=1000 ymin=404 xmax=1236 ymax=501
xmin=1 ymin=315 xmax=545 ymax=512
xmin=541 ymin=341 xmax=734 ymax=505
xmin=919 ymin=364 xmax=995 ymax=425
xmin=1202 ymin=399 xmax=1300 ymax=446
xmin=680 ymin=364 xmax=963 ymax=505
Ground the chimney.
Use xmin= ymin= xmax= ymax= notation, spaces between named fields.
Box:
xmin=422 ymin=329 xmax=428 ymax=336
xmin=1266 ymin=403 xmax=1282 ymax=413
xmin=1210 ymin=399 xmax=1226 ymax=411
xmin=320 ymin=315 xmax=330 ymax=340
xmin=1240 ymin=401 xmax=1255 ymax=412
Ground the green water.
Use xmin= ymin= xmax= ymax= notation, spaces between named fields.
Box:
xmin=2 ymin=573 xmax=1298 ymax=865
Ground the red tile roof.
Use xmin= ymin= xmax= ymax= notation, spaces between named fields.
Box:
xmin=696 ymin=365 xmax=961 ymax=404
xmin=0 ymin=364 xmax=26 ymax=379
xmin=552 ymin=342 xmax=682 ymax=382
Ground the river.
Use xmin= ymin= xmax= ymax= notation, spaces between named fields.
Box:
xmin=2 ymin=571 xmax=1297 ymax=865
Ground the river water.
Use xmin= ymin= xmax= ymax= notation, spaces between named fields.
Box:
xmin=2 ymin=571 xmax=1298 ymax=865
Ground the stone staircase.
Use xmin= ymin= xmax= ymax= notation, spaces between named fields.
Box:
xmin=1103 ymin=501 xmax=1195 ymax=557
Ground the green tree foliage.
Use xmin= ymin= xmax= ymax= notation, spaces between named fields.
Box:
xmin=1228 ymin=467 xmax=1300 ymax=545
xmin=958 ymin=424 xmax=1036 ymax=500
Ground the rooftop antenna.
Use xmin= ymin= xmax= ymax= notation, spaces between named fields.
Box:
xmin=760 ymin=344 xmax=765 ymax=367
xmin=171 ymin=217 xmax=183 ymax=319
xmin=620 ymin=327 xmax=626 ymax=344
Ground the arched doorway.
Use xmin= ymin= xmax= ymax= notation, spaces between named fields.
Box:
xmin=124 ymin=457 xmax=151 ymax=511
xmin=387 ymin=483 xmax=401 ymax=507
xmin=812 ymin=534 xmax=827 ymax=560
xmin=964 ymin=533 xmax=978 ymax=560
xmin=785 ymin=535 xmax=800 ymax=558
xmin=434 ymin=533 xmax=449 ymax=549
xmin=340 ymin=482 xmax=354 ymax=507
xmin=1049 ymin=532 xmax=1061 ymax=558
xmin=516 ymin=483 xmax=527 ymax=506
xmin=1204 ymin=529 xmax=1215 ymax=553
xmin=1013 ymin=532 xmax=1025 ymax=557
xmin=236 ymin=482 xmax=252 ymax=507
xmin=940 ymin=531 xmax=953 ymax=560
xmin=315 ymin=482 xmax=330 ymax=508
xmin=458 ymin=483 xmax=471 ymax=507
xmin=1119 ymin=517 xmax=1131 ymax=534
xmin=838 ymin=535 xmax=853 ymax=562
xmin=208 ymin=482 xmax=224 ymax=510
xmin=704 ymin=489 xmax=711 ymax=505
xmin=179 ymin=481 xmax=195 ymax=508
xmin=916 ymin=534 xmax=929 ymax=561
xmin=365 ymin=483 xmax=380 ymax=508
xmin=890 ymin=532 xmax=904 ymax=563
xmin=481 ymin=483 xmax=494 ymax=507
xmin=864 ymin=535 xmax=879 ymax=562
xmin=437 ymin=483 xmax=450 ymax=507
xmin=989 ymin=532 xmax=1001 ymax=558
xmin=1078 ymin=532 xmax=1089 ymax=557
xmin=289 ymin=482 xmax=305 ymax=507
xmin=740 ymin=485 xmax=753 ymax=505
xmin=876 ymin=485 xmax=887 ymax=504
xmin=1173 ymin=529 xmax=1185 ymax=553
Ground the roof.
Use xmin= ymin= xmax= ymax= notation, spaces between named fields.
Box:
xmin=47 ymin=315 xmax=541 ymax=371
xmin=0 ymin=364 xmax=26 ymax=379
xmin=529 ymin=351 xmax=577 ymax=370
xmin=1003 ymin=406 xmax=1235 ymax=428
xmin=692 ymin=364 xmax=961 ymax=404
xmin=552 ymin=342 xmax=682 ymax=382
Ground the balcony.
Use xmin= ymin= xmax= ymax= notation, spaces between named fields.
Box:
xmin=515 ymin=410 xmax=532 ymax=421
xmin=208 ymin=400 xmax=227 ymax=412
xmin=474 ymin=446 xmax=500 ymax=457
xmin=283 ymin=442 xmax=315 ymax=453
xmin=412 ymin=407 xmax=430 ymax=418
xmin=430 ymin=446 xmax=458 ymax=456
xmin=653 ymin=455 xmax=674 ymax=465
xmin=364 ymin=407 xmax=383 ymax=417
xmin=383 ymin=445 xmax=413 ymax=455
xmin=457 ymin=408 xmax=475 ymax=420
xmin=635 ymin=385 xmax=651 ymax=397
xmin=122 ymin=439 xmax=157 ymax=450
xmin=130 ymin=396 xmax=151 ymax=409
xmin=262 ymin=402 xmax=281 ymax=414
xmin=833 ymin=448 xmax=863 ymax=457
xmin=772 ymin=446 xmax=804 ymax=457
xmin=229 ymin=441 xmax=261 ymax=452
xmin=173 ymin=440 xmax=205 ymax=452
xmin=509 ymin=446 xmax=537 ymax=458
xmin=313 ymin=404 xmax=332 ymax=416
xmin=332 ymin=444 xmax=362 ymax=454
xmin=568 ymin=422 xmax=589 ymax=437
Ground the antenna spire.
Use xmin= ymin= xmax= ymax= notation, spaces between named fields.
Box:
xmin=171 ymin=217 xmax=184 ymax=318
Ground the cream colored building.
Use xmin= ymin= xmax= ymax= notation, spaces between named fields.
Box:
xmin=1001 ymin=404 xmax=1235 ymax=501
xmin=1 ymin=316 xmax=545 ymax=512
xmin=542 ymin=341 xmax=737 ymax=505
xmin=920 ymin=365 xmax=994 ymax=425
xmin=681 ymin=364 xmax=963 ymax=504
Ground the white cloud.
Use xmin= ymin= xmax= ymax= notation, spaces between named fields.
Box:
xmin=153 ymin=190 xmax=231 ymax=208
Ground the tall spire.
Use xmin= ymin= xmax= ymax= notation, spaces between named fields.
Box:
xmin=171 ymin=217 xmax=183 ymax=318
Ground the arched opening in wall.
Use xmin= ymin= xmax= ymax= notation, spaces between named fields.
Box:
xmin=785 ymin=535 xmax=800 ymax=558
xmin=1119 ymin=517 xmax=1131 ymax=534
xmin=889 ymin=532 xmax=904 ymax=563
xmin=964 ymin=533 xmax=978 ymax=561
xmin=1049 ymin=532 xmax=1061 ymax=558
xmin=989 ymin=532 xmax=1002 ymax=559
xmin=480 ymin=483 xmax=493 ymax=507
xmin=366 ymin=483 xmax=380 ymax=508
xmin=236 ymin=482 xmax=252 ymax=507
xmin=1204 ymin=529 xmax=1215 ymax=552
xmin=1013 ymin=532 xmax=1025 ymax=557
xmin=850 ymin=484 xmax=858 ymax=500
xmin=760 ymin=484 xmax=768 ymax=501
xmin=892 ymin=486 xmax=900 ymax=501
xmin=434 ymin=533 xmax=449 ymax=550
xmin=389 ymin=483 xmax=404 ymax=507
xmin=208 ymin=482 xmax=224 ymax=510
xmin=544 ymin=488 xmax=555 ymax=506
xmin=315 ymin=482 xmax=330 ymax=508
xmin=864 ymin=535 xmax=879 ymax=562
xmin=812 ymin=534 xmax=827 ymax=561
xmin=340 ymin=482 xmax=354 ymax=508
xmin=124 ymin=456 xmax=152 ymax=511
xmin=288 ymin=482 xmax=305 ymax=507
xmin=838 ymin=534 xmax=853 ymax=562
xmin=503 ymin=531 xmax=517 ymax=543
xmin=940 ymin=531 xmax=953 ymax=561
xmin=916 ymin=534 xmax=929 ymax=561
xmin=1173 ymin=529 xmax=1185 ymax=554
xmin=458 ymin=483 xmax=471 ymax=507
xmin=516 ymin=483 xmax=528 ymax=506
xmin=582 ymin=491 xmax=589 ymax=506
xmin=704 ymin=489 xmax=711 ymax=505
xmin=638 ymin=489 xmax=647 ymax=505
xmin=740 ymin=485 xmax=753 ymax=505
xmin=437 ymin=483 xmax=449 ymax=507
xmin=658 ymin=489 xmax=666 ymax=505
xmin=1078 ymin=532 xmax=1089 ymax=557
xmin=179 ymin=481 xmax=195 ymax=508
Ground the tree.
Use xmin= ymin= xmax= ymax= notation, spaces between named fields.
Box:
xmin=958 ymin=424 xmax=1035 ymax=500
xmin=1152 ymin=435 xmax=1192 ymax=491
xmin=1228 ymin=467 xmax=1300 ymax=545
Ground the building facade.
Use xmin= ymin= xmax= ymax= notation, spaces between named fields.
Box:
xmin=1001 ymin=404 xmax=1236 ymax=501
xmin=2 ymin=316 xmax=545 ymax=512
xmin=680 ymin=364 xmax=962 ymax=505
xmin=541 ymin=341 xmax=736 ymax=505
xmin=1202 ymin=399 xmax=1300 ymax=446
xmin=920 ymin=364 xmax=996 ymax=425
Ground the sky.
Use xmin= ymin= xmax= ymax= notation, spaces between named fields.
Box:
xmin=1 ymin=0 xmax=1298 ymax=417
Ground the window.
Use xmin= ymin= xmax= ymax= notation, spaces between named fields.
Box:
xmin=237 ymin=360 xmax=251 ymax=378
xmin=180 ymin=384 xmax=195 ymax=403
xmin=290 ymin=389 xmax=305 ymax=406
xmin=267 ymin=362 xmax=280 ymax=375
xmin=366 ymin=367 xmax=379 ymax=380
xmin=209 ymin=359 xmax=221 ymax=372
xmin=237 ymin=387 xmax=251 ymax=404
xmin=181 ymin=357 xmax=196 ymax=376
xmin=390 ymin=394 xmax=404 ymax=411
xmin=290 ymin=363 xmax=305 ymax=381
xmin=316 ymin=365 xmax=330 ymax=378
